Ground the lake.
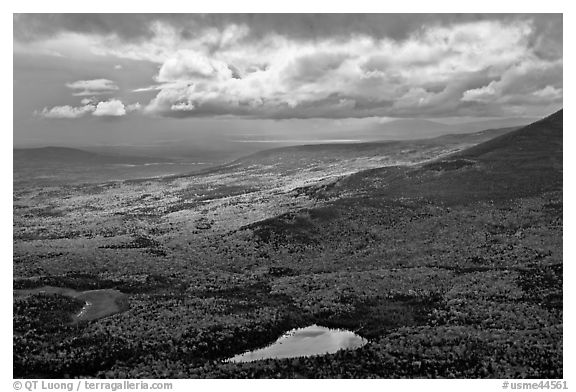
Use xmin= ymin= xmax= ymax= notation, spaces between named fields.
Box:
xmin=227 ymin=324 xmax=368 ymax=363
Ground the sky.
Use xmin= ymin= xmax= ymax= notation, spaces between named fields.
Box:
xmin=13 ymin=14 xmax=563 ymax=148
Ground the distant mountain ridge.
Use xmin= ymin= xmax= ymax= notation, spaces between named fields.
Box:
xmin=14 ymin=146 xmax=172 ymax=165
xmin=231 ymin=125 xmax=517 ymax=166
xmin=361 ymin=117 xmax=535 ymax=140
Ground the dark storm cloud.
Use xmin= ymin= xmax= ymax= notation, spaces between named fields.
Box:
xmin=14 ymin=14 xmax=162 ymax=42
xmin=14 ymin=13 xmax=562 ymax=51
xmin=527 ymin=14 xmax=563 ymax=60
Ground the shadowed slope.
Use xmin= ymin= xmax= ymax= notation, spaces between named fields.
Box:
xmin=457 ymin=110 xmax=562 ymax=165
xmin=330 ymin=110 xmax=562 ymax=204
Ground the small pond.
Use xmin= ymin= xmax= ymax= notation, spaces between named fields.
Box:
xmin=14 ymin=286 xmax=128 ymax=322
xmin=227 ymin=324 xmax=368 ymax=363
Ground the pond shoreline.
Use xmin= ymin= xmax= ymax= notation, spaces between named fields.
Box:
xmin=227 ymin=324 xmax=368 ymax=363
xmin=14 ymin=286 xmax=129 ymax=322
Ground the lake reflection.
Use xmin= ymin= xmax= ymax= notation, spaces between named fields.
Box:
xmin=227 ymin=325 xmax=367 ymax=363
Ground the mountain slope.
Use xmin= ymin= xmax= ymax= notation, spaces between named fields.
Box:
xmin=457 ymin=110 xmax=562 ymax=164
xmin=328 ymin=109 xmax=562 ymax=204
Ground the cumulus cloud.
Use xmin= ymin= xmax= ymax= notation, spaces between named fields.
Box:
xmin=126 ymin=102 xmax=142 ymax=112
xmin=39 ymin=99 xmax=137 ymax=119
xmin=170 ymin=101 xmax=195 ymax=111
xmin=66 ymin=79 xmax=119 ymax=96
xmin=80 ymin=97 xmax=96 ymax=105
xmin=24 ymin=14 xmax=562 ymax=119
xmin=461 ymin=58 xmax=562 ymax=106
xmin=533 ymin=85 xmax=563 ymax=100
xmin=92 ymin=99 xmax=126 ymax=116
xmin=138 ymin=18 xmax=561 ymax=119
xmin=156 ymin=50 xmax=233 ymax=82
xmin=39 ymin=104 xmax=95 ymax=119
xmin=462 ymin=83 xmax=499 ymax=103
